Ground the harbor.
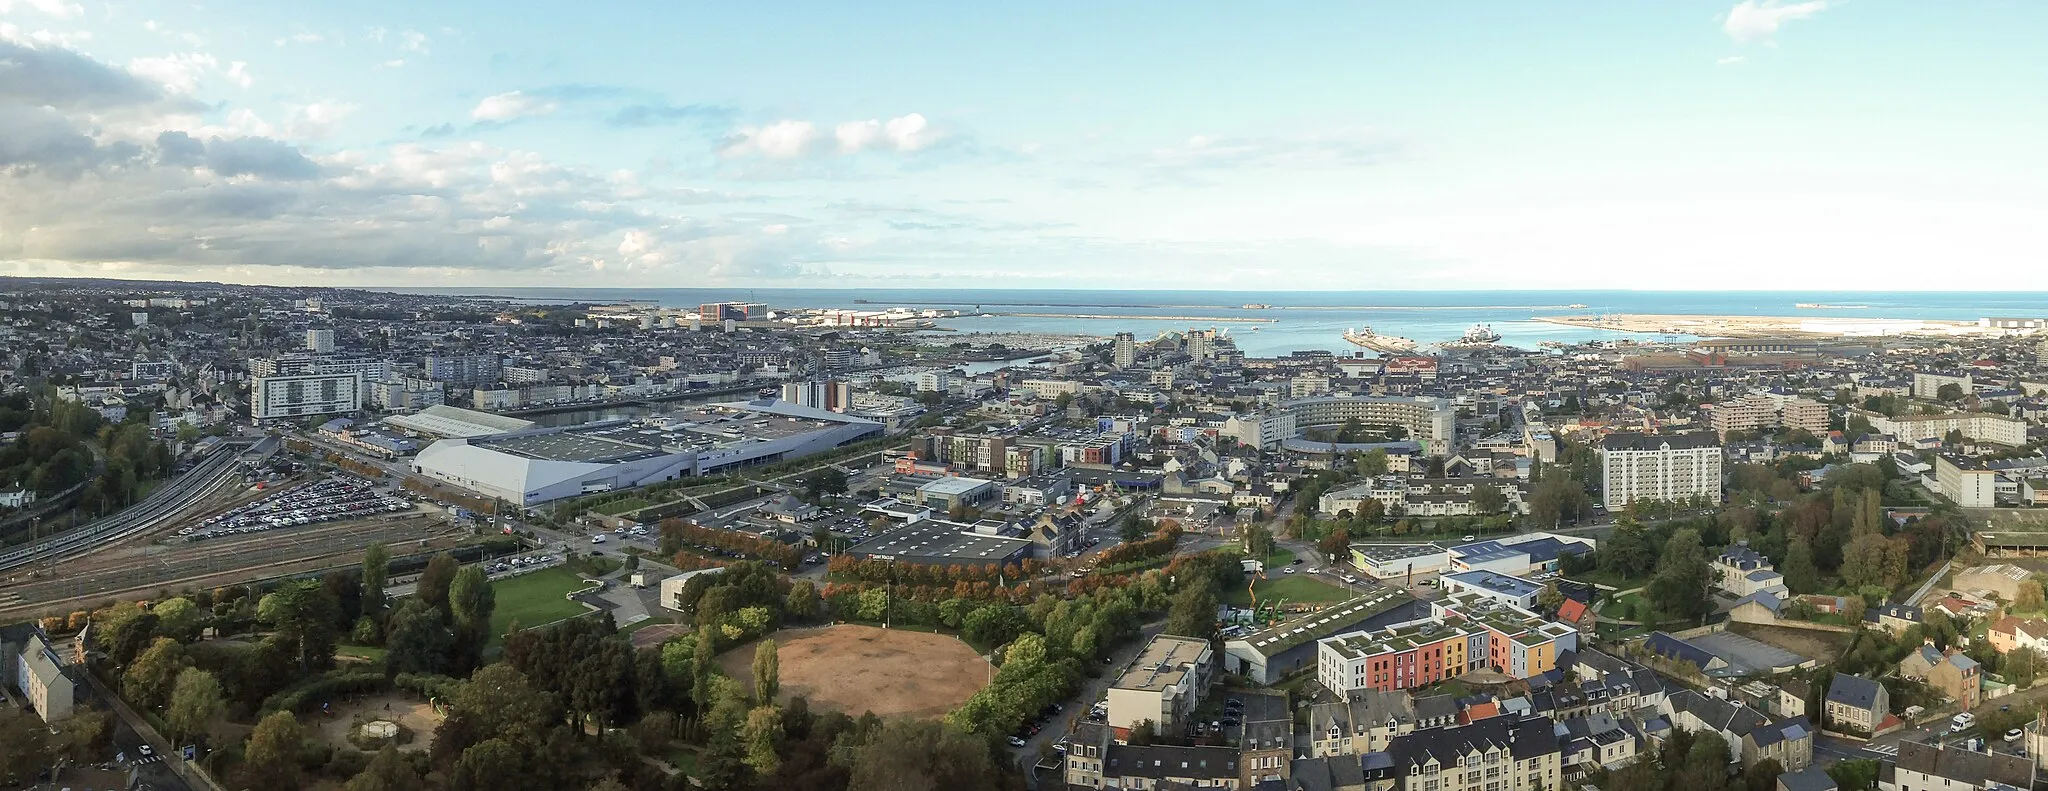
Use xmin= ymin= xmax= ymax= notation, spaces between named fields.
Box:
xmin=1531 ymin=313 xmax=1992 ymax=339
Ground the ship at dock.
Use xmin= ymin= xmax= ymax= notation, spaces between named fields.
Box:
xmin=1439 ymin=323 xmax=1504 ymax=348
xmin=1342 ymin=326 xmax=1418 ymax=354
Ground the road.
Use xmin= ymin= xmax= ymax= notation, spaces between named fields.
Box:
xmin=1013 ymin=618 xmax=1170 ymax=789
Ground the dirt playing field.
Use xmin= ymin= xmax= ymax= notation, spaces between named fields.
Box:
xmin=717 ymin=624 xmax=990 ymax=720
xmin=1728 ymin=622 xmax=1851 ymax=664
xmin=308 ymin=692 xmax=446 ymax=753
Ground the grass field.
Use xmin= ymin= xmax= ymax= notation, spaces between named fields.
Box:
xmin=490 ymin=567 xmax=595 ymax=641
xmin=1222 ymin=573 xmax=1353 ymax=608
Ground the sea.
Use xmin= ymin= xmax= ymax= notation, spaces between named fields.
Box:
xmin=368 ymin=288 xmax=2048 ymax=359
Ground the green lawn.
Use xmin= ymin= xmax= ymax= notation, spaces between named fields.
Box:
xmin=1222 ymin=573 xmax=1354 ymax=608
xmin=490 ymin=566 xmax=596 ymax=641
xmin=337 ymin=644 xmax=387 ymax=661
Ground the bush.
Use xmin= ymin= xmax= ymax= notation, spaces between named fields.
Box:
xmin=392 ymin=673 xmax=465 ymax=702
xmin=260 ymin=671 xmax=390 ymax=714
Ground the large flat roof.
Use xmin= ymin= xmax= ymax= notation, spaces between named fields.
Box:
xmin=1230 ymin=591 xmax=1418 ymax=658
xmin=843 ymin=520 xmax=1033 ymax=563
xmin=479 ymin=431 xmax=666 ymax=464
xmin=384 ymin=404 xmax=536 ymax=438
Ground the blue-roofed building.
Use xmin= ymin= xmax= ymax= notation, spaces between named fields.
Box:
xmin=1865 ymin=602 xmax=1923 ymax=635
xmin=1729 ymin=591 xmax=1787 ymax=625
xmin=1440 ymin=570 xmax=1542 ymax=609
xmin=1447 ymin=532 xmax=1596 ymax=576
xmin=1744 ymin=717 xmax=1815 ymax=771
xmin=1822 ymin=673 xmax=1889 ymax=735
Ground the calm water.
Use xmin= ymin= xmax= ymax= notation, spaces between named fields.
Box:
xmin=368 ymin=288 xmax=2048 ymax=358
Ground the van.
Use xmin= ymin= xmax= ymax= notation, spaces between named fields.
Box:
xmin=592 ymin=535 xmax=608 ymax=544
xmin=1954 ymin=712 xmax=1976 ymax=730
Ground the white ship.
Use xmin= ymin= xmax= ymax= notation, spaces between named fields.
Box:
xmin=1441 ymin=323 xmax=1503 ymax=347
xmin=1343 ymin=326 xmax=1418 ymax=354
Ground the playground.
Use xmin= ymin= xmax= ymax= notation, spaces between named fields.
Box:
xmin=308 ymin=692 xmax=446 ymax=753
xmin=716 ymin=624 xmax=989 ymax=720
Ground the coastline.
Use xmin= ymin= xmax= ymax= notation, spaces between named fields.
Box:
xmin=1531 ymin=313 xmax=1988 ymax=339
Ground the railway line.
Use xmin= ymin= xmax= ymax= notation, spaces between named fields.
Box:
xmin=0 ymin=440 xmax=258 ymax=574
xmin=0 ymin=511 xmax=461 ymax=615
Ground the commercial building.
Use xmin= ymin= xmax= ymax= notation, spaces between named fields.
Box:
xmin=1598 ymin=432 xmax=1723 ymax=508
xmin=306 ymin=328 xmax=336 ymax=353
xmin=698 ymin=302 xmax=768 ymax=323
xmin=1279 ymin=395 xmax=1457 ymax=453
xmin=1446 ymin=533 xmax=1596 ymax=577
xmin=384 ymin=404 xmax=537 ymax=439
xmin=1439 ymin=570 xmax=1542 ymax=610
xmin=411 ymin=399 xmax=881 ymax=506
xmin=1935 ymin=455 xmax=1998 ymax=508
xmin=250 ymin=372 xmax=364 ymax=421
xmin=1105 ymin=634 xmax=1214 ymax=738
xmin=781 ymin=380 xmax=853 ymax=413
xmin=838 ymin=519 xmax=1033 ymax=567
xmin=1349 ymin=543 xmax=1453 ymax=581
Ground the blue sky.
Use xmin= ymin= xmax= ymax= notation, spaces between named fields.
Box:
xmin=3 ymin=1 xmax=2047 ymax=289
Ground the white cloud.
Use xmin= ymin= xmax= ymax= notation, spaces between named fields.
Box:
xmin=471 ymin=91 xmax=557 ymax=122
xmin=283 ymin=101 xmax=357 ymax=139
xmin=127 ymin=53 xmax=218 ymax=94
xmin=400 ymin=29 xmax=428 ymax=53
xmin=1723 ymin=0 xmax=1831 ymax=43
xmin=0 ymin=0 xmax=82 ymax=18
xmin=1717 ymin=55 xmax=1747 ymax=65
xmin=225 ymin=60 xmax=251 ymax=88
xmin=273 ymin=32 xmax=322 ymax=46
xmin=722 ymin=119 xmax=820 ymax=159
xmin=381 ymin=58 xmax=405 ymax=68
xmin=732 ymin=113 xmax=939 ymax=159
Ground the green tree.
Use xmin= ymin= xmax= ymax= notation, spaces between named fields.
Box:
xmin=1647 ymin=528 xmax=1712 ymax=623
xmin=417 ymin=553 xmax=461 ymax=614
xmin=122 ymin=637 xmax=190 ymax=709
xmin=452 ymin=738 xmax=526 ymax=791
xmin=784 ymin=581 xmax=821 ymax=622
xmin=752 ymin=641 xmax=780 ymax=705
xmin=241 ymin=710 xmax=306 ymax=790
xmin=346 ymin=744 xmax=424 ymax=791
xmin=1119 ymin=513 xmax=1152 ymax=543
xmin=151 ymin=597 xmax=202 ymax=641
xmin=1471 ymin=484 xmax=1507 ymax=515
xmin=1536 ymin=582 xmax=1566 ymax=613
xmin=449 ymin=565 xmax=497 ymax=671
xmin=742 ymin=705 xmax=782 ymax=777
xmin=1747 ymin=758 xmax=1786 ymax=791
xmin=847 ymin=719 xmax=1006 ymax=791
xmin=166 ymin=667 xmax=225 ymax=743
xmin=1356 ymin=448 xmax=1390 ymax=477
xmin=452 ymin=663 xmax=549 ymax=746
xmin=1783 ymin=537 xmax=1821 ymax=594
xmin=382 ymin=598 xmax=453 ymax=675
xmin=1165 ymin=583 xmax=1219 ymax=641
xmin=1241 ymin=523 xmax=1274 ymax=559
xmin=257 ymin=579 xmax=342 ymax=673
xmin=2017 ymin=580 xmax=2045 ymax=612
xmin=1938 ymin=383 xmax=1965 ymax=402
xmin=361 ymin=542 xmax=391 ymax=622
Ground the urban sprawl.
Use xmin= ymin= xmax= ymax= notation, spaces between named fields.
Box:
xmin=5 ymin=280 xmax=2048 ymax=791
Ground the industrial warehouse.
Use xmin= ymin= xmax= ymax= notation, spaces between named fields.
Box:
xmin=409 ymin=398 xmax=883 ymax=506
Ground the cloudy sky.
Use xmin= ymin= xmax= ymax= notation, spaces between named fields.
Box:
xmin=3 ymin=1 xmax=2046 ymax=290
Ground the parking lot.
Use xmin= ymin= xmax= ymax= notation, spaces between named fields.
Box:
xmin=179 ymin=477 xmax=411 ymax=540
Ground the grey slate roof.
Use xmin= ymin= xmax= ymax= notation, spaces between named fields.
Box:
xmin=1825 ymin=673 xmax=1884 ymax=711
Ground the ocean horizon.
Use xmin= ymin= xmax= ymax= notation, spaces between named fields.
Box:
xmin=362 ymin=287 xmax=2048 ymax=357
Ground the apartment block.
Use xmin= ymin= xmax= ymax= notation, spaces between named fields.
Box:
xmin=250 ymin=372 xmax=363 ymax=421
xmin=1598 ymin=431 xmax=1722 ymax=508
xmin=1105 ymin=634 xmax=1214 ymax=738
xmin=1935 ymin=454 xmax=1998 ymax=508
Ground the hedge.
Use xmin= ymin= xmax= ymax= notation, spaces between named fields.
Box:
xmin=261 ymin=670 xmax=391 ymax=713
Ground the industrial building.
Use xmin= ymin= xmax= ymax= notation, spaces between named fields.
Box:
xmin=410 ymin=398 xmax=881 ymax=506
xmin=1447 ymin=532 xmax=1597 ymax=577
xmin=838 ymin=519 xmax=1034 ymax=567
xmin=384 ymin=404 xmax=538 ymax=439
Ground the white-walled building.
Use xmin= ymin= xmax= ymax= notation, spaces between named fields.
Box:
xmin=1598 ymin=432 xmax=1723 ymax=508
xmin=250 ymin=372 xmax=363 ymax=421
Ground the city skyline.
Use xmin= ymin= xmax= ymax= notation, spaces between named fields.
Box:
xmin=5 ymin=1 xmax=2048 ymax=290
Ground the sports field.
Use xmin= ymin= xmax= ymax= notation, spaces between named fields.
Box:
xmin=489 ymin=566 xmax=595 ymax=640
xmin=1222 ymin=573 xmax=1354 ymax=608
xmin=718 ymin=624 xmax=990 ymax=720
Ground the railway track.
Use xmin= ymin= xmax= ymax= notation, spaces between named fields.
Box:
xmin=0 ymin=443 xmax=254 ymax=574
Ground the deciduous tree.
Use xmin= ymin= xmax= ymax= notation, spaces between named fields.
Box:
xmin=166 ymin=667 xmax=225 ymax=743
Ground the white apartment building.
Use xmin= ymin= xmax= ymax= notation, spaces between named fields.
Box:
xmin=1598 ymin=432 xmax=1723 ymax=508
xmin=1223 ymin=410 xmax=1299 ymax=450
xmin=1020 ymin=378 xmax=1082 ymax=398
xmin=1912 ymin=372 xmax=1973 ymax=400
xmin=306 ymin=328 xmax=336 ymax=353
xmin=250 ymin=372 xmax=364 ymax=421
xmin=915 ymin=370 xmax=951 ymax=393
xmin=1105 ymin=635 xmax=1214 ymax=737
xmin=1858 ymin=409 xmax=2027 ymax=447
xmin=1935 ymin=455 xmax=1998 ymax=508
